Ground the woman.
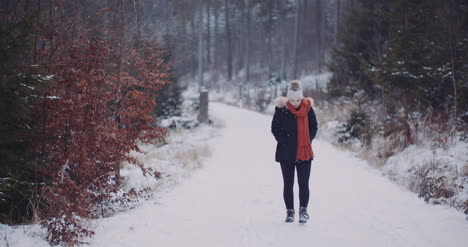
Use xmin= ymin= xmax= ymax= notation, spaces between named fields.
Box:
xmin=271 ymin=80 xmax=318 ymax=223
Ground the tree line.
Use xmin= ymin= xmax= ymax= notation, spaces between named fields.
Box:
xmin=147 ymin=0 xmax=346 ymax=88
xmin=328 ymin=0 xmax=467 ymax=151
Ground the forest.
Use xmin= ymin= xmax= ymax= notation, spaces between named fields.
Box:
xmin=1 ymin=0 xmax=467 ymax=245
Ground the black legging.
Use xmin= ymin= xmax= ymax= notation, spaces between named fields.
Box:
xmin=280 ymin=160 xmax=312 ymax=210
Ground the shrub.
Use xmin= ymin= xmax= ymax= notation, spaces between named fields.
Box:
xmin=337 ymin=109 xmax=371 ymax=146
xmin=36 ymin=37 xmax=168 ymax=245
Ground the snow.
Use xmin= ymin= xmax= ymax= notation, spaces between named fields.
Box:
xmin=19 ymin=83 xmax=35 ymax=90
xmin=118 ymin=123 xmax=222 ymax=198
xmin=383 ymin=141 xmax=468 ymax=209
xmin=1 ymin=224 xmax=48 ymax=247
xmin=90 ymin=103 xmax=468 ymax=247
xmin=2 ymin=103 xmax=468 ymax=246
xmin=299 ymin=72 xmax=332 ymax=91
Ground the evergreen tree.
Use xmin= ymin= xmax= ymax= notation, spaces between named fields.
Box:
xmin=436 ymin=0 xmax=468 ymax=129
xmin=370 ymin=0 xmax=442 ymax=144
xmin=327 ymin=0 xmax=389 ymax=100
xmin=370 ymin=0 xmax=468 ymax=143
xmin=328 ymin=0 xmax=468 ymax=146
xmin=154 ymin=79 xmax=185 ymax=119
xmin=153 ymin=37 xmax=185 ymax=120
xmin=0 ymin=15 xmax=45 ymax=223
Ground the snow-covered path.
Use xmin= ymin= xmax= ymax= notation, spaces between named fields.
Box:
xmin=91 ymin=103 xmax=468 ymax=247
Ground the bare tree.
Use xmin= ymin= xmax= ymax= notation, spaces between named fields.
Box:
xmin=198 ymin=6 xmax=204 ymax=89
xmin=206 ymin=0 xmax=211 ymax=66
xmin=316 ymin=0 xmax=323 ymax=72
xmin=245 ymin=0 xmax=251 ymax=83
xmin=293 ymin=0 xmax=301 ymax=79
xmin=335 ymin=0 xmax=341 ymax=43
xmin=224 ymin=0 xmax=233 ymax=81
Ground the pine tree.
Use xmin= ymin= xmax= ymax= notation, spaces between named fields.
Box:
xmin=153 ymin=37 xmax=185 ymax=120
xmin=0 ymin=14 xmax=45 ymax=224
xmin=327 ymin=0 xmax=389 ymax=100
xmin=328 ymin=0 xmax=468 ymax=146
xmin=370 ymin=0 xmax=457 ymax=145
xmin=154 ymin=81 xmax=185 ymax=119
xmin=436 ymin=0 xmax=468 ymax=130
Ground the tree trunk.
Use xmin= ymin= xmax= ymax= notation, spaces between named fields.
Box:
xmin=316 ymin=0 xmax=323 ymax=73
xmin=402 ymin=89 xmax=413 ymax=146
xmin=191 ymin=13 xmax=196 ymax=78
xmin=278 ymin=0 xmax=287 ymax=81
xmin=33 ymin=0 xmax=41 ymax=64
xmin=267 ymin=0 xmax=274 ymax=77
xmin=446 ymin=2 xmax=458 ymax=125
xmin=245 ymin=0 xmax=251 ymax=83
xmin=224 ymin=0 xmax=233 ymax=81
xmin=237 ymin=0 xmax=245 ymax=72
xmin=214 ymin=2 xmax=219 ymax=73
xmin=280 ymin=22 xmax=287 ymax=81
xmin=198 ymin=8 xmax=204 ymax=89
xmin=335 ymin=0 xmax=341 ymax=43
xmin=132 ymin=0 xmax=141 ymax=50
xmin=292 ymin=0 xmax=301 ymax=79
xmin=206 ymin=0 xmax=211 ymax=67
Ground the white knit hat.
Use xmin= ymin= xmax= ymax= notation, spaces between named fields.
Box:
xmin=286 ymin=80 xmax=304 ymax=100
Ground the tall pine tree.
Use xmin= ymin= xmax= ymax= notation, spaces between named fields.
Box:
xmin=327 ymin=0 xmax=389 ymax=100
xmin=0 ymin=14 xmax=46 ymax=224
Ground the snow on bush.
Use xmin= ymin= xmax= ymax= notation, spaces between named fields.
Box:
xmin=107 ymin=121 xmax=223 ymax=213
xmin=383 ymin=141 xmax=468 ymax=215
xmin=160 ymin=116 xmax=199 ymax=130
xmin=311 ymin=91 xmax=468 ymax=218
xmin=318 ymin=103 xmax=468 ymax=218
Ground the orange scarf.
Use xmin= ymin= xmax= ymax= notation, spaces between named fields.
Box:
xmin=286 ymin=99 xmax=314 ymax=161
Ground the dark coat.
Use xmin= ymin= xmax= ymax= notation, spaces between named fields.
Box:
xmin=271 ymin=97 xmax=318 ymax=163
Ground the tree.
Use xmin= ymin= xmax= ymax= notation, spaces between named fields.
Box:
xmin=328 ymin=0 xmax=467 ymax=147
xmin=224 ymin=0 xmax=233 ymax=81
xmin=0 ymin=1 xmax=171 ymax=244
xmin=292 ymin=0 xmax=302 ymax=79
xmin=0 ymin=13 xmax=44 ymax=224
xmin=153 ymin=37 xmax=185 ymax=120
xmin=438 ymin=0 xmax=468 ymax=126
xmin=327 ymin=0 xmax=389 ymax=99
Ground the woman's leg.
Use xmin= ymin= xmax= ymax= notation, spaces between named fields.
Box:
xmin=280 ymin=162 xmax=295 ymax=209
xmin=296 ymin=160 xmax=312 ymax=208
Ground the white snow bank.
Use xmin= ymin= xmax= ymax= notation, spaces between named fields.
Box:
xmin=383 ymin=141 xmax=468 ymax=212
xmin=119 ymin=122 xmax=222 ymax=197
xmin=0 ymin=224 xmax=49 ymax=247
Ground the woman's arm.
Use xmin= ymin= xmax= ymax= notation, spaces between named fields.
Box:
xmin=271 ymin=107 xmax=287 ymax=143
xmin=308 ymin=107 xmax=318 ymax=141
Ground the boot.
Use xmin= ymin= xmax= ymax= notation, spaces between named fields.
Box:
xmin=299 ymin=207 xmax=309 ymax=223
xmin=285 ymin=209 xmax=295 ymax=223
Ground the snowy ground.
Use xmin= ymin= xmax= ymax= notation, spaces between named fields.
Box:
xmin=3 ymin=102 xmax=468 ymax=246
xmin=91 ymin=103 xmax=468 ymax=246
